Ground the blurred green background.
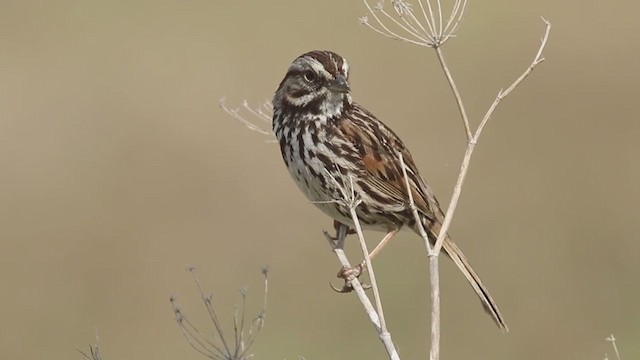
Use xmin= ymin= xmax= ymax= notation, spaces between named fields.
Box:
xmin=1 ymin=1 xmax=639 ymax=359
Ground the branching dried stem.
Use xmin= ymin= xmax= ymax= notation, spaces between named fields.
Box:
xmin=222 ymin=6 xmax=550 ymax=360
xmin=605 ymin=334 xmax=622 ymax=360
xmin=361 ymin=0 xmax=473 ymax=140
xmin=324 ymin=225 xmax=400 ymax=360
xmin=432 ymin=18 xmax=551 ymax=255
xmin=170 ymin=267 xmax=269 ymax=360
xmin=363 ymin=3 xmax=551 ymax=359
xmin=434 ymin=47 xmax=472 ymax=140
xmin=77 ymin=329 xmax=103 ymax=360
xmin=220 ymin=96 xmax=398 ymax=359
xmin=220 ymin=97 xmax=274 ymax=138
xmin=350 ymin=204 xmax=387 ymax=329
xmin=398 ymin=151 xmax=440 ymax=360
xmin=321 ymin=172 xmax=400 ymax=360
xmin=360 ymin=0 xmax=469 ymax=48
xmin=398 ymin=152 xmax=433 ymax=254
xmin=429 ymin=17 xmax=549 ymax=360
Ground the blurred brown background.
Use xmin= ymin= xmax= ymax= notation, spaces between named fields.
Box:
xmin=1 ymin=1 xmax=639 ymax=359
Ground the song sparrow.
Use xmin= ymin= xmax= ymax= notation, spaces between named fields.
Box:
xmin=272 ymin=50 xmax=507 ymax=330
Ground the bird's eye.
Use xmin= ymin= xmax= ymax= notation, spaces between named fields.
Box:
xmin=303 ymin=70 xmax=317 ymax=83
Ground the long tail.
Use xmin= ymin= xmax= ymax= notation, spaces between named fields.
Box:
xmin=438 ymin=234 xmax=509 ymax=331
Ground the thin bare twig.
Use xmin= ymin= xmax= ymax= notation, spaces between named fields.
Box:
xmin=77 ymin=329 xmax=102 ymax=360
xmin=365 ymin=7 xmax=550 ymax=359
xmin=326 ymin=175 xmax=390 ymax=326
xmin=432 ymin=18 xmax=551 ymax=254
xmin=324 ymin=225 xmax=400 ymax=360
xmin=332 ymin=175 xmax=389 ymax=332
xmin=171 ymin=268 xmax=269 ymax=360
xmin=435 ymin=47 xmax=472 ymax=140
xmin=418 ymin=20 xmax=550 ymax=360
xmin=398 ymin=151 xmax=440 ymax=360
xmin=606 ymin=334 xmax=622 ymax=360
xmin=221 ymin=9 xmax=551 ymax=360
xmin=428 ymin=255 xmax=440 ymax=360
xmin=398 ymin=152 xmax=433 ymax=254
xmin=349 ymin=205 xmax=387 ymax=329
xmin=443 ymin=0 xmax=468 ymax=36
xmin=361 ymin=0 xmax=469 ymax=47
xmin=319 ymin=170 xmax=398 ymax=359
xmin=220 ymin=97 xmax=274 ymax=138
xmin=361 ymin=0 xmax=473 ymax=138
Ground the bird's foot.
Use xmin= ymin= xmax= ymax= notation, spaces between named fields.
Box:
xmin=330 ymin=264 xmax=371 ymax=293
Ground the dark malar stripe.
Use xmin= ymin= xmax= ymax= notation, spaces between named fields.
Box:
xmin=282 ymin=97 xmax=326 ymax=117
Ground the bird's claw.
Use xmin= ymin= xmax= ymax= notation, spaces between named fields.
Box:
xmin=330 ymin=264 xmax=370 ymax=293
xmin=323 ymin=230 xmax=342 ymax=250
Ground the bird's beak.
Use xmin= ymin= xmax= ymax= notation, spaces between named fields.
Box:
xmin=327 ymin=74 xmax=350 ymax=94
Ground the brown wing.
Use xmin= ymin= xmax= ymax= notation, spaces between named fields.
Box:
xmin=338 ymin=103 xmax=443 ymax=223
xmin=340 ymin=105 xmax=508 ymax=330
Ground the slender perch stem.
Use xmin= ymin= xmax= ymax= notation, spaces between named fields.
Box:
xmin=399 ymin=151 xmax=441 ymax=360
xmin=321 ymin=173 xmax=398 ymax=359
xmin=348 ymin=206 xmax=388 ymax=331
xmin=428 ymin=256 xmax=440 ymax=360
xmin=394 ymin=15 xmax=551 ymax=360
xmin=325 ymin=224 xmax=400 ymax=360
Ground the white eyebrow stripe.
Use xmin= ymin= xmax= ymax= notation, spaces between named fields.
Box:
xmin=341 ymin=60 xmax=349 ymax=77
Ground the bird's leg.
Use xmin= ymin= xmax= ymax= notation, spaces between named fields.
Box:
xmin=326 ymin=220 xmax=369 ymax=293
xmin=324 ymin=220 xmax=371 ymax=293
xmin=326 ymin=220 xmax=355 ymax=242
xmin=335 ymin=220 xmax=356 ymax=236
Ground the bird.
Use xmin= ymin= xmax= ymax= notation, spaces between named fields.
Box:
xmin=271 ymin=50 xmax=507 ymax=331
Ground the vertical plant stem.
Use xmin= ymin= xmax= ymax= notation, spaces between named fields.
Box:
xmin=326 ymin=224 xmax=400 ymax=360
xmin=429 ymin=256 xmax=440 ymax=360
